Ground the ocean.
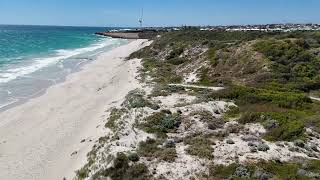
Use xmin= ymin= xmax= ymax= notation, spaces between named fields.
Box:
xmin=0 ymin=25 xmax=128 ymax=109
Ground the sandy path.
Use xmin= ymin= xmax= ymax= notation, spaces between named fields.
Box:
xmin=168 ymin=84 xmax=224 ymax=91
xmin=310 ymin=96 xmax=320 ymax=102
xmin=0 ymin=39 xmax=151 ymax=180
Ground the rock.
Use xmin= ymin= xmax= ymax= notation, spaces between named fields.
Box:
xmin=208 ymin=122 xmax=221 ymax=130
xmin=304 ymin=145 xmax=312 ymax=152
xmin=308 ymin=172 xmax=320 ymax=179
xmin=226 ymin=139 xmax=235 ymax=144
xmin=242 ymin=135 xmax=259 ymax=141
xmin=80 ymin=139 xmax=85 ymax=143
xmin=253 ymin=169 xmax=273 ymax=180
xmin=248 ymin=142 xmax=256 ymax=147
xmin=264 ymin=119 xmax=279 ymax=130
xmin=297 ymin=169 xmax=307 ymax=176
xmin=149 ymin=103 xmax=160 ymax=110
xmin=161 ymin=109 xmax=172 ymax=114
xmin=250 ymin=146 xmax=258 ymax=153
xmin=71 ymin=151 xmax=78 ymax=156
xmin=306 ymin=152 xmax=316 ymax=158
xmin=234 ymin=166 xmax=250 ymax=177
xmin=310 ymin=144 xmax=319 ymax=152
xmin=164 ymin=139 xmax=176 ymax=148
xmin=294 ymin=140 xmax=305 ymax=148
xmin=128 ymin=153 xmax=140 ymax=162
xmin=275 ymin=142 xmax=285 ymax=147
xmin=253 ymin=169 xmax=263 ymax=178
xmin=174 ymin=137 xmax=183 ymax=143
xmin=227 ymin=124 xmax=243 ymax=134
xmin=257 ymin=143 xmax=270 ymax=152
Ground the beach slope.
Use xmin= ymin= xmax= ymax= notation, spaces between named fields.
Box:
xmin=0 ymin=39 xmax=151 ymax=180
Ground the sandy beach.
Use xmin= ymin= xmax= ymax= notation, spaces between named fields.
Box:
xmin=0 ymin=39 xmax=151 ymax=180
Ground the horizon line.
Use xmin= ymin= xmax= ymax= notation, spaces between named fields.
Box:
xmin=1 ymin=22 xmax=320 ymax=28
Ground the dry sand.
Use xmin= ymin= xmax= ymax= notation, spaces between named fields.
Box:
xmin=0 ymin=39 xmax=151 ymax=180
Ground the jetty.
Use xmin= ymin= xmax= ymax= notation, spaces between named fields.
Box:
xmin=95 ymin=29 xmax=159 ymax=39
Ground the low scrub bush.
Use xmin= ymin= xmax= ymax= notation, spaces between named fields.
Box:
xmin=122 ymin=89 xmax=159 ymax=110
xmin=207 ymin=48 xmax=218 ymax=66
xmin=208 ymin=85 xmax=312 ymax=109
xmin=93 ymin=153 xmax=150 ymax=180
xmin=264 ymin=120 xmax=305 ymax=141
xmin=105 ymin=108 xmax=127 ymax=130
xmin=141 ymin=58 xmax=183 ymax=84
xmin=166 ymin=47 xmax=184 ymax=60
xmin=184 ymin=134 xmax=214 ymax=159
xmin=137 ymin=138 xmax=177 ymax=162
xmin=150 ymin=84 xmax=186 ymax=97
xmin=238 ymin=112 xmax=262 ymax=124
xmin=139 ymin=111 xmax=181 ymax=137
xmin=207 ymin=160 xmax=320 ymax=180
xmin=167 ymin=57 xmax=187 ymax=65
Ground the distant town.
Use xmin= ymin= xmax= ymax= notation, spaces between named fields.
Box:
xmin=199 ymin=23 xmax=320 ymax=32
xmin=104 ymin=23 xmax=320 ymax=32
xmin=97 ymin=23 xmax=320 ymax=39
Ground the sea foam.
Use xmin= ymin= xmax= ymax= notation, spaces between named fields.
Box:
xmin=0 ymin=38 xmax=120 ymax=84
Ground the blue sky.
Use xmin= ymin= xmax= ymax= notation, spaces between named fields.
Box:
xmin=0 ymin=0 xmax=319 ymax=27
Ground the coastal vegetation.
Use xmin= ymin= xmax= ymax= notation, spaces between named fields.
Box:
xmin=132 ymin=29 xmax=320 ymax=140
xmin=138 ymin=110 xmax=181 ymax=138
xmin=208 ymin=160 xmax=320 ymax=179
xmin=77 ymin=29 xmax=320 ymax=180
xmin=184 ymin=133 xmax=215 ymax=159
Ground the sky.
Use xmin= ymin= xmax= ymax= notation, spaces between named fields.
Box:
xmin=0 ymin=0 xmax=319 ymax=27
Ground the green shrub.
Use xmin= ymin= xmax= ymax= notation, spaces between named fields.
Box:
xmin=207 ymin=48 xmax=218 ymax=65
xmin=128 ymin=153 xmax=140 ymax=162
xmin=167 ymin=57 xmax=187 ymax=65
xmin=150 ymin=84 xmax=186 ymax=97
xmin=105 ymin=108 xmax=127 ymax=130
xmin=141 ymin=58 xmax=183 ymax=84
xmin=76 ymin=166 xmax=90 ymax=179
xmin=256 ymin=161 xmax=301 ymax=180
xmin=95 ymin=152 xmax=150 ymax=180
xmin=137 ymin=138 xmax=177 ymax=162
xmin=224 ymin=105 xmax=240 ymax=118
xmin=264 ymin=120 xmax=305 ymax=141
xmin=208 ymin=164 xmax=238 ymax=179
xmin=166 ymin=47 xmax=184 ymax=60
xmin=207 ymin=160 xmax=320 ymax=180
xmin=238 ymin=112 xmax=262 ymax=124
xmin=208 ymin=85 xmax=312 ymax=109
xmin=139 ymin=111 xmax=181 ymax=137
xmin=122 ymin=89 xmax=159 ymax=110
xmin=137 ymin=138 xmax=160 ymax=157
xmin=254 ymin=38 xmax=320 ymax=90
xmin=184 ymin=134 xmax=214 ymax=159
xmin=157 ymin=148 xmax=177 ymax=162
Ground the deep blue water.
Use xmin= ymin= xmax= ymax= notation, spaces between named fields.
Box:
xmin=0 ymin=25 xmax=128 ymax=108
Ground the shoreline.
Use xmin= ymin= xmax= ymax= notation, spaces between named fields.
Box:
xmin=0 ymin=39 xmax=151 ymax=180
xmin=0 ymin=39 xmax=130 ymax=113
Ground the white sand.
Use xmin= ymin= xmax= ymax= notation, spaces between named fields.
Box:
xmin=168 ymin=84 xmax=225 ymax=91
xmin=0 ymin=39 xmax=151 ymax=180
xmin=310 ymin=96 xmax=320 ymax=101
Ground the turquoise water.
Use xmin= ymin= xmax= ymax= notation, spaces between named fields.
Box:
xmin=0 ymin=25 xmax=128 ymax=108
